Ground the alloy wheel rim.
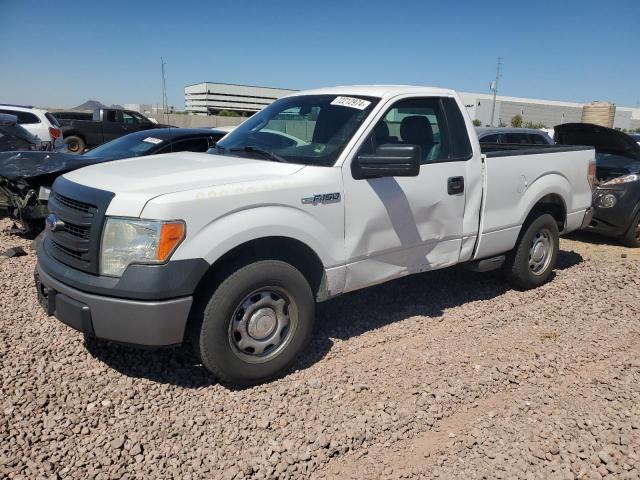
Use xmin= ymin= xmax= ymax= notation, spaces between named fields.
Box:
xmin=228 ymin=288 xmax=297 ymax=364
xmin=528 ymin=228 xmax=553 ymax=275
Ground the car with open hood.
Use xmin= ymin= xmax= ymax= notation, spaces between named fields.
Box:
xmin=0 ymin=128 xmax=228 ymax=233
xmin=555 ymin=123 xmax=640 ymax=246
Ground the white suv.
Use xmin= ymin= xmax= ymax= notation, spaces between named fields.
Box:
xmin=0 ymin=104 xmax=64 ymax=150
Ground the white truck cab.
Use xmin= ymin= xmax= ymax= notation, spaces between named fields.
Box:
xmin=35 ymin=86 xmax=594 ymax=384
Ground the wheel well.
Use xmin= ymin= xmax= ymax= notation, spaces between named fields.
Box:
xmin=63 ymin=131 xmax=85 ymax=141
xmin=528 ymin=194 xmax=566 ymax=231
xmin=194 ymin=236 xmax=327 ymax=303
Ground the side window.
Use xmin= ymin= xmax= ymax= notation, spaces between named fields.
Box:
xmin=0 ymin=109 xmax=40 ymax=124
xmin=480 ymin=134 xmax=500 ymax=143
xmin=171 ymin=138 xmax=210 ymax=153
xmin=105 ymin=111 xmax=119 ymax=122
xmin=529 ymin=134 xmax=549 ymax=145
xmin=503 ymin=133 xmax=530 ymax=144
xmin=441 ymin=97 xmax=473 ymax=160
xmin=122 ymin=112 xmax=138 ymax=125
xmin=357 ymin=97 xmax=449 ymax=164
xmin=129 ymin=112 xmax=148 ymax=124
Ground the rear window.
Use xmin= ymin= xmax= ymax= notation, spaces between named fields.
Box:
xmin=45 ymin=112 xmax=60 ymax=127
xmin=0 ymin=109 xmax=40 ymax=125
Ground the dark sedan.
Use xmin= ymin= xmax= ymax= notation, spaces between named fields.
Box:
xmin=555 ymin=123 xmax=640 ymax=247
xmin=0 ymin=128 xmax=228 ymax=234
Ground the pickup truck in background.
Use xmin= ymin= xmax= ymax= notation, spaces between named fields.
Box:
xmin=35 ymin=86 xmax=594 ymax=385
xmin=54 ymin=108 xmax=171 ymax=153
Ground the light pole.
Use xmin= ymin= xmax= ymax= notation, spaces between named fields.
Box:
xmin=490 ymin=57 xmax=503 ymax=127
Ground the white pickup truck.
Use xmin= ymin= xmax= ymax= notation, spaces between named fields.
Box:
xmin=35 ymin=86 xmax=595 ymax=384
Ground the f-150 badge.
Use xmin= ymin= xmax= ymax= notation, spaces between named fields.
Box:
xmin=301 ymin=193 xmax=341 ymax=205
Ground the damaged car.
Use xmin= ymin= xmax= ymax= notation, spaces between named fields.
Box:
xmin=555 ymin=123 xmax=640 ymax=247
xmin=0 ymin=128 xmax=228 ymax=234
xmin=0 ymin=113 xmax=43 ymax=152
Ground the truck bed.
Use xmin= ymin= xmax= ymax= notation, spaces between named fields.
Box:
xmin=474 ymin=145 xmax=594 ymax=260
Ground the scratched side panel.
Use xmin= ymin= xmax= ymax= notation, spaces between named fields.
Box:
xmin=341 ymin=162 xmax=466 ymax=293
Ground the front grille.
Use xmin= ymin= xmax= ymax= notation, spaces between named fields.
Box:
xmin=45 ymin=177 xmax=114 ymax=275
xmin=52 ymin=241 xmax=88 ymax=262
xmin=63 ymin=222 xmax=91 ymax=240
xmin=54 ymin=193 xmax=95 ymax=214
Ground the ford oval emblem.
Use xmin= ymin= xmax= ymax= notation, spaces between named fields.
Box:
xmin=46 ymin=213 xmax=65 ymax=232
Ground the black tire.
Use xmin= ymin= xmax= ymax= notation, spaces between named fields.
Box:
xmin=64 ymin=135 xmax=85 ymax=153
xmin=192 ymin=260 xmax=315 ymax=385
xmin=504 ymin=213 xmax=559 ymax=290
xmin=621 ymin=210 xmax=640 ymax=248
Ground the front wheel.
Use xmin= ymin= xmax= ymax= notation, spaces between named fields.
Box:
xmin=504 ymin=213 xmax=559 ymax=290
xmin=192 ymin=260 xmax=315 ymax=385
xmin=621 ymin=210 xmax=640 ymax=248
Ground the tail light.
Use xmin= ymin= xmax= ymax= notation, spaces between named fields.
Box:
xmin=587 ymin=159 xmax=596 ymax=190
xmin=49 ymin=127 xmax=62 ymax=140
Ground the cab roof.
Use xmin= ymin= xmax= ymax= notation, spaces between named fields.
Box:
xmin=287 ymin=85 xmax=458 ymax=100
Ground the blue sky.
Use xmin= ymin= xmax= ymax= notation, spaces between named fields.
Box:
xmin=1 ymin=0 xmax=638 ymax=109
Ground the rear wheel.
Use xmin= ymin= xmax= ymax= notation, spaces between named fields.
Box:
xmin=191 ymin=260 xmax=315 ymax=385
xmin=621 ymin=210 xmax=640 ymax=248
xmin=65 ymin=135 xmax=85 ymax=153
xmin=504 ymin=213 xmax=559 ymax=290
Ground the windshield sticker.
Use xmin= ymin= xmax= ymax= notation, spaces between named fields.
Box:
xmin=142 ymin=137 xmax=163 ymax=144
xmin=331 ymin=96 xmax=371 ymax=110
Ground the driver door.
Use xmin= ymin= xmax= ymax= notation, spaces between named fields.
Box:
xmin=341 ymin=96 xmax=468 ymax=292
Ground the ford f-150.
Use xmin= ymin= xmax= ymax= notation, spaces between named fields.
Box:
xmin=35 ymin=86 xmax=595 ymax=384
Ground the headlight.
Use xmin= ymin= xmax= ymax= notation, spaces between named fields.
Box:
xmin=100 ymin=218 xmax=185 ymax=277
xmin=600 ymin=174 xmax=639 ymax=186
xmin=595 ymin=193 xmax=617 ymax=209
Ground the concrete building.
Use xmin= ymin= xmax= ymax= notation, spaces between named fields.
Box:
xmin=460 ymin=92 xmax=640 ymax=130
xmin=185 ymin=82 xmax=297 ymax=116
xmin=184 ymin=82 xmax=640 ymax=130
xmin=124 ymin=104 xmax=175 ymax=115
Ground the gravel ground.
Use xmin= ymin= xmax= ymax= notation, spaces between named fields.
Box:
xmin=1 ymin=219 xmax=639 ymax=480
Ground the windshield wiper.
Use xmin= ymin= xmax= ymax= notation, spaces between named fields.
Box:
xmin=229 ymin=146 xmax=288 ymax=163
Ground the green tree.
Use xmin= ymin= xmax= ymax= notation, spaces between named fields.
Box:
xmin=510 ymin=114 xmax=523 ymax=128
xmin=217 ymin=109 xmax=240 ymax=117
xmin=472 ymin=119 xmax=482 ymax=127
xmin=524 ymin=121 xmax=547 ymax=129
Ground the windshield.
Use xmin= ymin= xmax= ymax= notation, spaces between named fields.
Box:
xmin=84 ymin=134 xmax=163 ymax=159
xmin=215 ymin=94 xmax=379 ymax=166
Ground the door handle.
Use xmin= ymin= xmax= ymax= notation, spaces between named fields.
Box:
xmin=447 ymin=176 xmax=464 ymax=195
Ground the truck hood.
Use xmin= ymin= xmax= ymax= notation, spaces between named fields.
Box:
xmin=61 ymin=151 xmax=305 ymax=216
xmin=554 ymin=123 xmax=640 ymax=161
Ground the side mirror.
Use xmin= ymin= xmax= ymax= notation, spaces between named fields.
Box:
xmin=352 ymin=144 xmax=421 ymax=180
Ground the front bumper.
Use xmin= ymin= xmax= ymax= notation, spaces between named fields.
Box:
xmin=580 ymin=207 xmax=594 ymax=229
xmin=35 ymin=264 xmax=193 ymax=347
xmin=584 ymin=187 xmax=640 ymax=238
